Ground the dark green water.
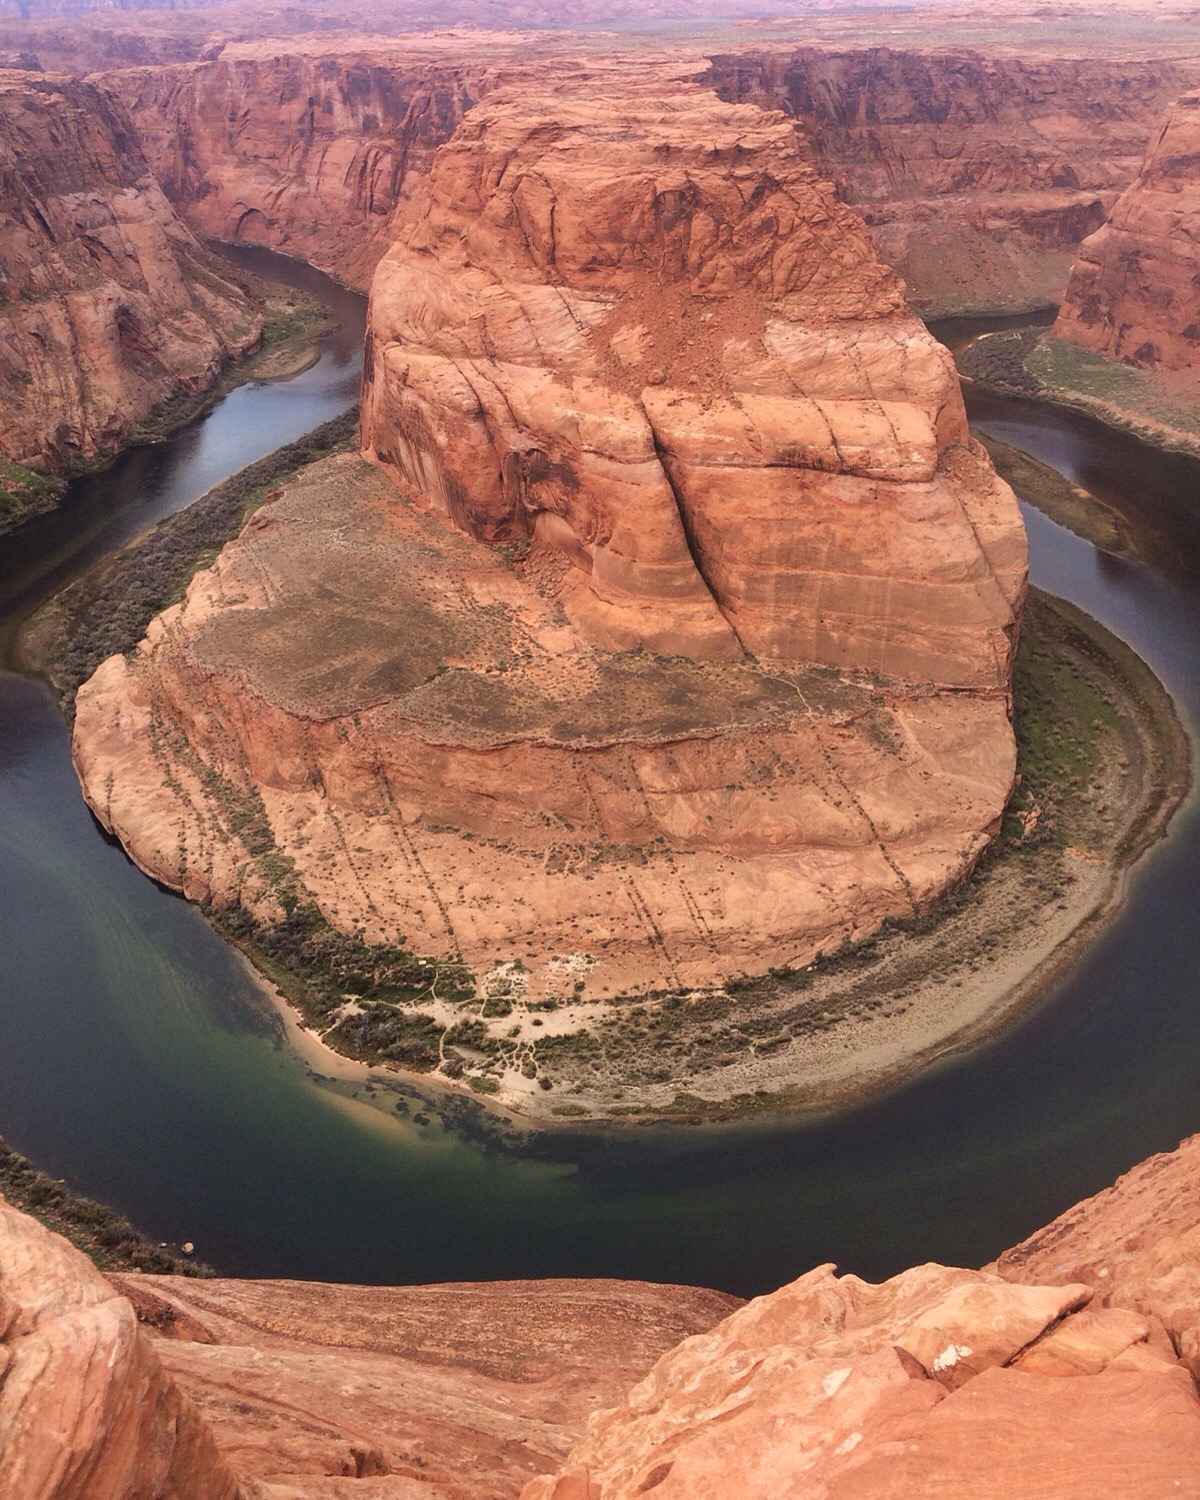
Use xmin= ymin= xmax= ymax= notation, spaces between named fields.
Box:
xmin=0 ymin=277 xmax=1198 ymax=1296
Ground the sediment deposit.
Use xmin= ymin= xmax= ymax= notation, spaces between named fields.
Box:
xmin=1056 ymin=90 xmax=1200 ymax=369
xmin=0 ymin=70 xmax=259 ymax=474
xmin=7 ymin=1131 xmax=1200 ymax=1497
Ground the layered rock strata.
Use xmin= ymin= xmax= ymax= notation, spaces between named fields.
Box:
xmin=0 ymin=70 xmax=260 ymax=473
xmin=105 ymin=1272 xmax=740 ymax=1498
xmin=105 ymin=43 xmax=493 ymax=290
xmin=1055 ymin=91 xmax=1200 ymax=369
xmin=74 ymin=70 xmax=1026 ymax=1017
xmin=709 ymin=47 xmax=1196 ymax=314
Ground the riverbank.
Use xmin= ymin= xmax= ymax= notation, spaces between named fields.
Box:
xmin=0 ymin=1138 xmax=209 ymax=1276
xmin=0 ymin=260 xmax=337 ymax=541
xmin=959 ymin=327 xmax=1200 ymax=461
xmin=489 ymin=588 xmax=1191 ymax=1126
xmin=40 ymin=477 xmax=1188 ymax=1132
xmin=19 ymin=410 xmax=359 ymax=704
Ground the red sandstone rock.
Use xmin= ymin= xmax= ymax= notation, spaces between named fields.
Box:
xmin=362 ymin=64 xmax=1025 ymax=684
xmin=520 ymin=1258 xmax=1200 ymax=1500
xmin=0 ymin=1195 xmax=240 ymax=1500
xmin=1056 ymin=91 xmax=1200 ymax=369
xmin=109 ymin=1273 xmax=740 ymax=1499
xmin=106 ymin=43 xmax=493 ymax=290
xmin=992 ymin=1132 xmax=1200 ymax=1378
xmin=0 ymin=69 xmax=259 ymax=473
xmin=708 ymin=45 xmax=1192 ymax=315
xmin=71 ymin=63 xmax=1026 ymax=1068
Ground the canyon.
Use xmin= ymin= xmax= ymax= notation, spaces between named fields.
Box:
xmin=5 ymin=1130 xmax=1200 ymax=1497
xmin=4 ymin=2 xmax=1200 ymax=1494
xmin=71 ymin=61 xmax=1029 ymax=1110
xmin=1056 ymin=89 xmax=1200 ymax=370
xmin=0 ymin=69 xmax=261 ymax=491
xmin=84 ymin=34 xmax=1200 ymax=318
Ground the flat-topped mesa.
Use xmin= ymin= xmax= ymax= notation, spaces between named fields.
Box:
xmin=1055 ymin=91 xmax=1200 ymax=371
xmin=0 ymin=70 xmax=259 ymax=474
xmin=362 ymin=70 xmax=1026 ymax=686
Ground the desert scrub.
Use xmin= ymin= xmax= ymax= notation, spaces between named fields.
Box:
xmin=0 ymin=1137 xmax=210 ymax=1275
xmin=0 ymin=456 xmax=66 ymax=536
xmin=32 ymin=410 xmax=358 ymax=709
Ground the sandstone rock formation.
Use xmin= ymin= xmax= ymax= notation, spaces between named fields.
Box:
xmin=0 ymin=1194 xmax=240 ymax=1500
xmin=107 ymin=1272 xmax=740 ymax=1498
xmin=993 ymin=1132 xmax=1200 ymax=1377
xmin=0 ymin=70 xmax=260 ymax=474
xmin=361 ymin=66 xmax=1025 ymax=681
xmin=523 ymin=1132 xmax=1200 ymax=1500
xmin=1055 ymin=91 xmax=1200 ymax=369
xmin=9 ymin=1129 xmax=1200 ymax=1499
xmin=73 ymin=68 xmax=1026 ymax=1055
xmin=106 ymin=43 xmax=492 ymax=290
xmin=708 ymin=46 xmax=1196 ymax=315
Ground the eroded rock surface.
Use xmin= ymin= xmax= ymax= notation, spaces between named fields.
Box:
xmin=709 ymin=46 xmax=1195 ymax=316
xmin=522 ymin=1136 xmax=1200 ymax=1500
xmin=108 ymin=1273 xmax=740 ymax=1499
xmin=7 ymin=1132 xmax=1200 ymax=1498
xmin=0 ymin=1195 xmax=239 ymax=1500
xmin=0 ymin=70 xmax=259 ymax=473
xmin=1056 ymin=91 xmax=1200 ymax=369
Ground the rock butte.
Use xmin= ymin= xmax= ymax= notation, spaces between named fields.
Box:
xmin=73 ymin=65 xmax=1027 ymax=1012
xmin=0 ymin=69 xmax=259 ymax=475
xmin=6 ymin=1132 xmax=1200 ymax=1496
xmin=1056 ymin=90 xmax=1200 ymax=370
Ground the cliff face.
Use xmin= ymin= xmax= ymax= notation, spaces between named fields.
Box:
xmin=105 ymin=45 xmax=491 ymax=290
xmin=707 ymin=47 xmax=1196 ymax=315
xmin=0 ymin=70 xmax=260 ymax=474
xmin=1055 ymin=91 xmax=1200 ymax=369
xmin=361 ymin=65 xmax=1024 ymax=683
xmin=7 ymin=1131 xmax=1200 ymax=1498
xmin=72 ymin=68 xmax=1025 ymax=1037
xmin=0 ymin=1196 xmax=240 ymax=1500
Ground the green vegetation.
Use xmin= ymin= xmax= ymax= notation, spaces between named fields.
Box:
xmin=976 ymin=433 xmax=1131 ymax=556
xmin=29 ymin=411 xmax=358 ymax=708
xmin=0 ymin=456 xmax=65 ymax=536
xmin=960 ymin=329 xmax=1200 ymax=456
xmin=0 ymin=1138 xmax=210 ymax=1275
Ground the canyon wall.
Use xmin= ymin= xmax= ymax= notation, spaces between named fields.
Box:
xmin=1055 ymin=90 xmax=1200 ymax=369
xmin=105 ymin=43 xmax=493 ymax=290
xmin=7 ymin=1131 xmax=1200 ymax=1496
xmin=0 ymin=69 xmax=259 ymax=474
xmin=707 ymin=46 xmax=1198 ymax=314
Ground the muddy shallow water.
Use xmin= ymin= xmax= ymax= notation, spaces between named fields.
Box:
xmin=0 ymin=276 xmax=1197 ymax=1297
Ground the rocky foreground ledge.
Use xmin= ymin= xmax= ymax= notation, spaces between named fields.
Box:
xmin=4 ymin=1134 xmax=1200 ymax=1496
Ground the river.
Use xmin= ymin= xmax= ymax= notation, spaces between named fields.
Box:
xmin=0 ymin=259 xmax=1197 ymax=1297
